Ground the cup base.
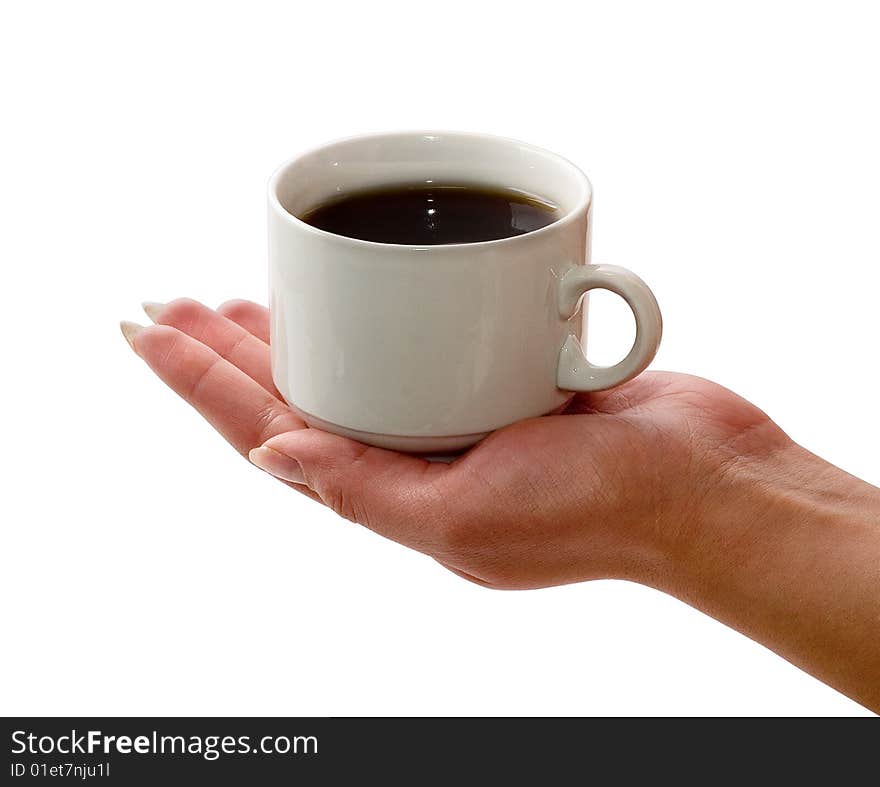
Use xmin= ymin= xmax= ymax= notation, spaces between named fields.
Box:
xmin=286 ymin=395 xmax=575 ymax=455
xmin=289 ymin=404 xmax=490 ymax=453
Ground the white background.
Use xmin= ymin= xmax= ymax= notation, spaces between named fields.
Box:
xmin=1 ymin=1 xmax=877 ymax=716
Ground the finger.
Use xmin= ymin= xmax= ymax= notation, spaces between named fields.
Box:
xmin=125 ymin=322 xmax=304 ymax=455
xmin=143 ymin=298 xmax=277 ymax=396
xmin=249 ymin=428 xmax=451 ymax=553
xmin=216 ymin=299 xmax=270 ymax=344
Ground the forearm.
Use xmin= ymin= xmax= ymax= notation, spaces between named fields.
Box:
xmin=661 ymin=444 xmax=880 ymax=712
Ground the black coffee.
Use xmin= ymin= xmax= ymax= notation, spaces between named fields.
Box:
xmin=298 ymin=184 xmax=560 ymax=245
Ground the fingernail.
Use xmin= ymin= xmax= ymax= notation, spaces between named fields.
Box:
xmin=120 ymin=320 xmax=145 ymax=352
xmin=249 ymin=446 xmax=306 ymax=485
xmin=142 ymin=301 xmax=166 ymax=322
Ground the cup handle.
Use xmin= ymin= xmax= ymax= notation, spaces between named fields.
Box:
xmin=556 ymin=264 xmax=663 ymax=392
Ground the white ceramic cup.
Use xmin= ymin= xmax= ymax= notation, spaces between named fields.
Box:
xmin=268 ymin=131 xmax=662 ymax=453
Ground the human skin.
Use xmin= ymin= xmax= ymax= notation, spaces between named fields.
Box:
xmin=121 ymin=298 xmax=880 ymax=712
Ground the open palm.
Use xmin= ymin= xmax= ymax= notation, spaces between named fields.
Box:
xmin=123 ymin=298 xmax=790 ymax=590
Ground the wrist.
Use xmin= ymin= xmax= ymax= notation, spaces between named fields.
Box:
xmin=647 ymin=440 xmax=880 ymax=597
xmin=686 ymin=443 xmax=865 ymax=572
xmin=646 ymin=441 xmax=880 ymax=710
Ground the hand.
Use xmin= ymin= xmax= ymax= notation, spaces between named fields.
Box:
xmin=120 ymin=297 xmax=788 ymax=590
xmin=123 ymin=297 xmax=880 ymax=712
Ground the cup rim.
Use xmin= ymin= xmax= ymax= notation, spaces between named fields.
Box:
xmin=267 ymin=130 xmax=592 ymax=251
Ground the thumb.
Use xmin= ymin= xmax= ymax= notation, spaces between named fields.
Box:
xmin=249 ymin=428 xmax=450 ymax=552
